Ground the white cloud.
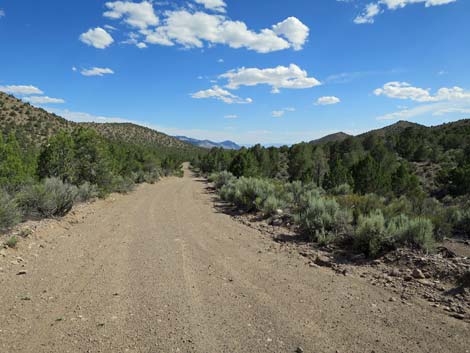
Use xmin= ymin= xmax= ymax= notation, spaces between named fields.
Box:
xmin=432 ymin=107 xmax=470 ymax=116
xmin=272 ymin=110 xmax=285 ymax=118
xmin=79 ymin=27 xmax=114 ymax=49
xmin=80 ymin=67 xmax=115 ymax=77
xmin=194 ymin=0 xmax=227 ymax=13
xmin=376 ymin=83 xmax=470 ymax=120
xmin=354 ymin=0 xmax=456 ymax=24
xmin=101 ymin=3 xmax=309 ymax=53
xmin=272 ymin=17 xmax=310 ymax=50
xmin=0 ymin=9 xmax=5 ymax=17
xmin=0 ymin=85 xmax=44 ymax=95
xmin=315 ymin=96 xmax=341 ymax=105
xmin=104 ymin=1 xmax=159 ymax=29
xmin=272 ymin=107 xmax=296 ymax=118
xmin=220 ymin=64 xmax=320 ymax=93
xmin=144 ymin=10 xmax=302 ymax=53
xmin=381 ymin=0 xmax=457 ymax=10
xmin=374 ymin=82 xmax=470 ymax=102
xmin=224 ymin=114 xmax=238 ymax=119
xmin=354 ymin=3 xmax=381 ymax=24
xmin=191 ymin=85 xmax=253 ymax=104
xmin=24 ymin=96 xmax=65 ymax=104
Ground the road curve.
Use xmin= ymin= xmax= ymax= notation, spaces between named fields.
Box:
xmin=0 ymin=165 xmax=468 ymax=353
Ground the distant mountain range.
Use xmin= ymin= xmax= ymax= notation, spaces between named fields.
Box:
xmin=175 ymin=136 xmax=241 ymax=150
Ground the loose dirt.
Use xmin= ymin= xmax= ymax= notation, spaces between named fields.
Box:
xmin=0 ymin=165 xmax=468 ymax=353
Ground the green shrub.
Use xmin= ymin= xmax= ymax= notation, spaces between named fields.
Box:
xmin=355 ymin=211 xmax=435 ymax=257
xmin=261 ymin=194 xmax=285 ymax=217
xmin=330 ymin=183 xmax=353 ymax=196
xmin=17 ymin=178 xmax=78 ymax=218
xmin=5 ymin=235 xmax=18 ymax=248
xmin=220 ymin=177 xmax=276 ymax=212
xmin=401 ymin=217 xmax=435 ymax=252
xmin=110 ymin=176 xmax=135 ymax=194
xmin=76 ymin=182 xmax=99 ymax=203
xmin=0 ymin=190 xmax=22 ymax=232
xmin=296 ymin=193 xmax=351 ymax=242
xmin=354 ymin=210 xmax=389 ymax=257
xmin=209 ymin=171 xmax=236 ymax=190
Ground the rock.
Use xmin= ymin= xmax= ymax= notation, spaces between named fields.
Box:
xmin=390 ymin=269 xmax=401 ymax=277
xmin=275 ymin=209 xmax=284 ymax=216
xmin=314 ymin=255 xmax=332 ymax=267
xmin=372 ymin=259 xmax=382 ymax=266
xmin=16 ymin=270 xmax=27 ymax=275
xmin=389 ymin=297 xmax=397 ymax=302
xmin=412 ymin=269 xmax=426 ymax=279
xmin=271 ymin=218 xmax=283 ymax=227
xmin=458 ymin=271 xmax=470 ymax=287
xmin=295 ymin=347 xmax=304 ymax=353
xmin=451 ymin=313 xmax=465 ymax=320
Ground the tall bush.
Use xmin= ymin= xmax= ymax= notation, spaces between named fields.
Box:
xmin=0 ymin=189 xmax=21 ymax=232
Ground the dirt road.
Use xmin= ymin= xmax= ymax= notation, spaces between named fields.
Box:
xmin=0 ymin=166 xmax=468 ymax=353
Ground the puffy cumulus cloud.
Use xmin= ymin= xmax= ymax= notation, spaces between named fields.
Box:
xmin=80 ymin=67 xmax=115 ymax=77
xmin=191 ymin=85 xmax=253 ymax=104
xmin=315 ymin=96 xmax=341 ymax=105
xmin=194 ymin=0 xmax=227 ymax=13
xmin=99 ymin=2 xmax=309 ymax=53
xmin=23 ymin=96 xmax=65 ymax=104
xmin=0 ymin=85 xmax=43 ymax=95
xmin=374 ymin=82 xmax=433 ymax=102
xmin=272 ymin=17 xmax=310 ymax=50
xmin=104 ymin=1 xmax=159 ymax=29
xmin=220 ymin=64 xmax=320 ymax=93
xmin=354 ymin=0 xmax=456 ymax=24
xmin=224 ymin=114 xmax=238 ymax=119
xmin=374 ymin=82 xmax=470 ymax=102
xmin=142 ymin=10 xmax=304 ymax=53
xmin=79 ymin=27 xmax=114 ymax=49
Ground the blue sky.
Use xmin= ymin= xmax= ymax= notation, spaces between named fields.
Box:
xmin=1 ymin=0 xmax=469 ymax=145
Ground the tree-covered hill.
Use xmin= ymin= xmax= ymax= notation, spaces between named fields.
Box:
xmin=310 ymin=132 xmax=351 ymax=145
xmin=0 ymin=92 xmax=202 ymax=155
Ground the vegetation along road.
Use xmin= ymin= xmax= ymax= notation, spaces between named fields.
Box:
xmin=0 ymin=165 xmax=468 ymax=353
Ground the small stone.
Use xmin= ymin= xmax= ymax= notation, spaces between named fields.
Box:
xmin=412 ymin=269 xmax=425 ymax=279
xmin=389 ymin=297 xmax=397 ymax=302
xmin=16 ymin=270 xmax=27 ymax=275
xmin=451 ymin=313 xmax=465 ymax=320
xmin=296 ymin=347 xmax=304 ymax=353
xmin=314 ymin=255 xmax=332 ymax=267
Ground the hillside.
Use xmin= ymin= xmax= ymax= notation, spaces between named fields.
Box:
xmin=360 ymin=120 xmax=424 ymax=138
xmin=175 ymin=136 xmax=241 ymax=150
xmin=0 ymin=92 xmax=199 ymax=153
xmin=0 ymin=92 xmax=74 ymax=146
xmin=310 ymin=132 xmax=351 ymax=145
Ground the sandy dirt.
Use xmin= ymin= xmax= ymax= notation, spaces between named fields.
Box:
xmin=0 ymin=165 xmax=469 ymax=353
